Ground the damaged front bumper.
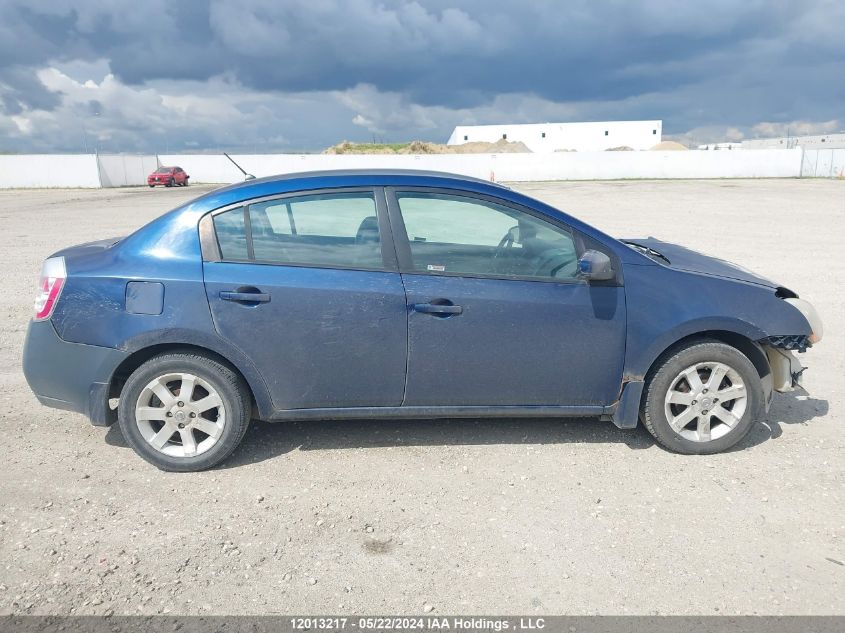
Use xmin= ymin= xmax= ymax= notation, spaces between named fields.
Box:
xmin=762 ymin=343 xmax=806 ymax=392
xmin=760 ymin=296 xmax=822 ymax=394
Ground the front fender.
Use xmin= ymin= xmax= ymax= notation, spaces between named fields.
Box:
xmin=623 ymin=263 xmax=811 ymax=379
xmin=630 ymin=315 xmax=768 ymax=379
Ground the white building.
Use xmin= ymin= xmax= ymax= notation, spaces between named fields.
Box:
xmin=742 ymin=133 xmax=845 ymax=150
xmin=447 ymin=120 xmax=662 ymax=153
xmin=697 ymin=142 xmax=742 ymax=151
xmin=697 ymin=133 xmax=845 ymax=151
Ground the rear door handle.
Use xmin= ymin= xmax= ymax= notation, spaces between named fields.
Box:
xmin=219 ymin=291 xmax=271 ymax=303
xmin=412 ymin=303 xmax=463 ymax=316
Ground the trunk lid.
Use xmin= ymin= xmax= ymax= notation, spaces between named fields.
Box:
xmin=51 ymin=236 xmax=123 ymax=259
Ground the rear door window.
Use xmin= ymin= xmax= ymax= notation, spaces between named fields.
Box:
xmin=213 ymin=206 xmax=248 ymax=260
xmin=212 ymin=192 xmax=384 ymax=270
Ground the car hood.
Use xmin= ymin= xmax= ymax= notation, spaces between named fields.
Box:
xmin=622 ymin=237 xmax=778 ymax=288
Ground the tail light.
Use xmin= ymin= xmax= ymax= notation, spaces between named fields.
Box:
xmin=34 ymin=257 xmax=66 ymax=321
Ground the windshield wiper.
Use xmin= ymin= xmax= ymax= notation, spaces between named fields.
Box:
xmin=622 ymin=241 xmax=671 ymax=265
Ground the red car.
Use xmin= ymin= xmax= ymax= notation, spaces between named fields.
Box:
xmin=147 ymin=166 xmax=189 ymax=187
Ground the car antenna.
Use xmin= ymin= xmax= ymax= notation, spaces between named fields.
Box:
xmin=223 ymin=153 xmax=256 ymax=181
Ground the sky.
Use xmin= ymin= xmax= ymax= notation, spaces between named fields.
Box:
xmin=0 ymin=0 xmax=843 ymax=153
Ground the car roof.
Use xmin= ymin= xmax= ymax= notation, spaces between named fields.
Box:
xmin=180 ymin=169 xmax=515 ymax=216
xmin=212 ymin=169 xmax=507 ymax=196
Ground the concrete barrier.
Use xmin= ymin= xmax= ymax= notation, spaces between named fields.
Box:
xmin=0 ymin=154 xmax=101 ymax=188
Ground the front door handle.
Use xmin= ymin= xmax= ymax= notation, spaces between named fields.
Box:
xmin=220 ymin=290 xmax=271 ymax=303
xmin=412 ymin=302 xmax=463 ymax=316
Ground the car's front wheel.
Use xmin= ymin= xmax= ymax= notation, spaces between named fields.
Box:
xmin=118 ymin=352 xmax=250 ymax=471
xmin=641 ymin=340 xmax=763 ymax=454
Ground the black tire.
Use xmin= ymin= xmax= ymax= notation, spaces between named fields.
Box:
xmin=166 ymin=178 xmax=174 ymax=187
xmin=148 ymin=184 xmax=154 ymax=188
xmin=641 ymin=340 xmax=763 ymax=454
xmin=118 ymin=352 xmax=251 ymax=471
xmin=182 ymin=179 xmax=189 ymax=186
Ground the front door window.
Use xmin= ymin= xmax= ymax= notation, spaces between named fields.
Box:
xmin=396 ymin=192 xmax=579 ymax=280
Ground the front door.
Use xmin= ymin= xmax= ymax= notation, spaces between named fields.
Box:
xmin=387 ymin=189 xmax=626 ymax=407
xmin=203 ymin=189 xmax=407 ymax=411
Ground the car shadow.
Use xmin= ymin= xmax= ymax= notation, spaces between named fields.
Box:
xmin=221 ymin=416 xmax=656 ymax=468
xmin=103 ymin=391 xmax=829 ymax=467
xmin=737 ymin=391 xmax=830 ymax=450
xmin=104 ymin=415 xmax=657 ymax=465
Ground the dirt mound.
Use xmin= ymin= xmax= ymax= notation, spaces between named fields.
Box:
xmin=323 ymin=139 xmax=532 ymax=154
xmin=449 ymin=138 xmax=532 ymax=154
xmin=324 ymin=141 xmax=400 ymax=155
xmin=650 ymin=141 xmax=689 ymax=151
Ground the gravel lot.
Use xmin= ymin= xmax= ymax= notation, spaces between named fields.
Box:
xmin=0 ymin=179 xmax=842 ymax=616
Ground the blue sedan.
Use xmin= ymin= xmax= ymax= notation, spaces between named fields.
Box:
xmin=22 ymin=170 xmax=823 ymax=471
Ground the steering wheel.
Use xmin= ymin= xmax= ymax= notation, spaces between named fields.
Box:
xmin=533 ymin=248 xmax=578 ymax=278
xmin=494 ymin=225 xmax=519 ymax=258
xmin=492 ymin=226 xmax=519 ymax=273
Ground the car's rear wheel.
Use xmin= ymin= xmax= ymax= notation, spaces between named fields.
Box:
xmin=641 ymin=340 xmax=763 ymax=454
xmin=148 ymin=184 xmax=154 ymax=188
xmin=118 ymin=353 xmax=250 ymax=471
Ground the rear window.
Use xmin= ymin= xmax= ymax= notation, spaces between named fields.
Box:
xmin=211 ymin=192 xmax=383 ymax=270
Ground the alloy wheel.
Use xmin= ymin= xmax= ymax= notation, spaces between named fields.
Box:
xmin=134 ymin=372 xmax=226 ymax=457
xmin=663 ymin=361 xmax=748 ymax=442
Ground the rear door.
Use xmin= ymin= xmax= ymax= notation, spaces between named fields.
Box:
xmin=386 ymin=188 xmax=626 ymax=408
xmin=202 ymin=188 xmax=408 ymax=411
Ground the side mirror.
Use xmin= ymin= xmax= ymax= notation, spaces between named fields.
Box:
xmin=577 ymin=250 xmax=614 ymax=281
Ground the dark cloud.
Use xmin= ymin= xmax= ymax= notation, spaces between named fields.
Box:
xmin=0 ymin=66 xmax=62 ymax=113
xmin=0 ymin=0 xmax=843 ymax=150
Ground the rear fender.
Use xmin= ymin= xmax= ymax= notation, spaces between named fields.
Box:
xmin=116 ymin=328 xmax=275 ymax=420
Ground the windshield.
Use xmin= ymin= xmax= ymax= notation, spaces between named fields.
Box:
xmin=155 ymin=167 xmax=173 ymax=173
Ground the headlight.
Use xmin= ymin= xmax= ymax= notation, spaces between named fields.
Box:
xmin=785 ymin=298 xmax=824 ymax=343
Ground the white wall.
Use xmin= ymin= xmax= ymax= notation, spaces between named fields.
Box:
xmin=0 ymin=147 xmax=818 ymax=188
xmin=447 ymin=120 xmax=663 ymax=152
xmin=97 ymin=154 xmax=159 ymax=187
xmin=495 ymin=149 xmax=802 ymax=181
xmin=801 ymin=149 xmax=845 ymax=178
xmin=159 ymin=153 xmax=495 ymax=183
xmin=161 ymin=148 xmax=803 ymax=184
xmin=0 ymin=154 xmax=101 ymax=188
